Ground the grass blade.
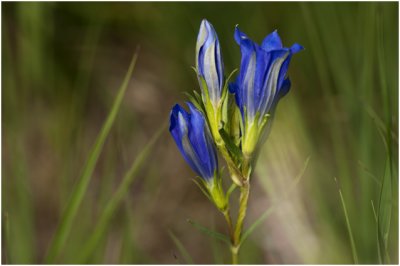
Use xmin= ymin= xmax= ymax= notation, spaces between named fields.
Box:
xmin=240 ymin=206 xmax=275 ymax=247
xmin=371 ymin=200 xmax=382 ymax=264
xmin=241 ymin=156 xmax=309 ymax=246
xmin=377 ymin=158 xmax=392 ymax=264
xmin=168 ymin=230 xmax=194 ymax=264
xmin=376 ymin=11 xmax=394 ymax=265
xmin=335 ymin=177 xmax=359 ymax=264
xmin=210 ymin=238 xmax=224 ymax=264
xmin=77 ymin=123 xmax=166 ymax=262
xmin=284 ymin=156 xmax=310 ymax=199
xmin=187 ymin=219 xmax=230 ymax=245
xmin=45 ymin=50 xmax=139 ymax=263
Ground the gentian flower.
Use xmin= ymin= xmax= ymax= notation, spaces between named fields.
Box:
xmin=230 ymin=26 xmax=303 ymax=156
xmin=196 ymin=19 xmax=224 ymax=108
xmin=169 ymin=102 xmax=218 ymax=181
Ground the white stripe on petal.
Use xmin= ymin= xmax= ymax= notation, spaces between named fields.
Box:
xmin=243 ymin=51 xmax=257 ymax=122
xmin=196 ymin=20 xmax=208 ymax=69
xmin=203 ymin=41 xmax=219 ymax=105
xmin=179 ymin=112 xmax=209 ymax=178
xmin=260 ymin=53 xmax=288 ymax=119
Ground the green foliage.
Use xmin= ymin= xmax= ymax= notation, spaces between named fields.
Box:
xmin=77 ymin=123 xmax=165 ymax=262
xmin=168 ymin=230 xmax=195 ymax=264
xmin=335 ymin=177 xmax=359 ymax=264
xmin=187 ymin=219 xmax=231 ymax=245
xmin=45 ymin=51 xmax=140 ymax=263
xmin=2 ymin=2 xmax=397 ymax=264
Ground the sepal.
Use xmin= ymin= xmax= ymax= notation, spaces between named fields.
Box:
xmin=221 ymin=92 xmax=242 ymax=147
xmin=209 ymin=171 xmax=228 ymax=211
xmin=192 ymin=177 xmax=212 ymax=202
xmin=183 ymin=91 xmax=204 ymax=114
xmin=193 ymin=171 xmax=228 ymax=212
xmin=242 ymin=113 xmax=270 ymax=158
xmin=219 ymin=69 xmax=238 ymax=110
xmin=218 ymin=127 xmax=243 ymax=165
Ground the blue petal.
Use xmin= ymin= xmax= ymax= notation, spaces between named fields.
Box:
xmin=278 ymin=77 xmax=291 ymax=98
xmin=215 ymin=37 xmax=224 ymax=93
xmin=234 ymin=25 xmax=250 ymax=44
xmin=257 ymin=50 xmax=290 ymax=117
xmin=170 ymin=104 xmax=202 ymax=176
xmin=266 ymin=78 xmax=291 ymax=116
xmin=187 ymin=102 xmax=217 ymax=179
xmin=275 ymin=44 xmax=303 ymax=95
xmin=196 ymin=19 xmax=224 ymax=105
xmin=169 ymin=103 xmax=217 ymax=180
xmin=229 ymin=81 xmax=245 ymax=120
xmin=196 ymin=20 xmax=209 ymax=76
xmin=234 ymin=26 xmax=259 ymax=121
xmin=290 ymin=43 xmax=304 ymax=54
xmin=232 ymin=27 xmax=303 ymax=127
xmin=253 ymin=46 xmax=282 ymax=115
xmin=254 ymin=49 xmax=286 ymax=116
xmin=261 ymin=30 xmax=283 ymax=52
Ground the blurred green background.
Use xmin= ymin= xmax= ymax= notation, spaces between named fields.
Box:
xmin=2 ymin=2 xmax=398 ymax=264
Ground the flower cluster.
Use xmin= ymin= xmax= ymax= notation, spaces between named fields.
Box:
xmin=169 ymin=19 xmax=303 ymax=210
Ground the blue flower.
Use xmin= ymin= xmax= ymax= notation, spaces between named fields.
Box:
xmin=230 ymin=26 xmax=303 ymax=124
xmin=196 ymin=19 xmax=224 ymax=107
xmin=169 ymin=102 xmax=218 ymax=181
xmin=230 ymin=26 xmax=303 ymax=155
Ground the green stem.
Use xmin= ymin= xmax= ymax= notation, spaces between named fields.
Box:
xmin=230 ymin=182 xmax=250 ymax=264
xmin=208 ymin=110 xmax=244 ymax=187
xmin=223 ymin=206 xmax=239 ymax=264
xmin=223 ymin=209 xmax=234 ymax=243
xmin=234 ymin=183 xmax=250 ymax=246
xmin=231 ymin=245 xmax=239 ymax=264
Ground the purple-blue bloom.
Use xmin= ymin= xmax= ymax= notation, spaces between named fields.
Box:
xmin=230 ymin=26 xmax=303 ymax=124
xmin=169 ymin=102 xmax=218 ymax=181
xmin=196 ymin=19 xmax=224 ymax=107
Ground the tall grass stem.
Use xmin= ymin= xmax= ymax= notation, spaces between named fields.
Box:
xmin=77 ymin=123 xmax=165 ymax=262
xmin=45 ymin=49 xmax=139 ymax=263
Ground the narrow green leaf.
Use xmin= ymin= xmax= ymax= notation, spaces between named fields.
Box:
xmin=218 ymin=127 xmax=243 ymax=164
xmin=220 ymin=68 xmax=238 ymax=103
xmin=371 ymin=200 xmax=382 ymax=264
xmin=193 ymin=90 xmax=202 ymax=104
xmin=168 ymin=230 xmax=194 ymax=264
xmin=226 ymin=183 xmax=237 ymax=201
xmin=335 ymin=177 xmax=359 ymax=264
xmin=377 ymin=158 xmax=392 ymax=264
xmin=45 ymin=49 xmax=139 ymax=263
xmin=240 ymin=205 xmax=275 ymax=246
xmin=240 ymin=156 xmax=310 ymax=247
xmin=365 ymin=104 xmax=398 ymax=145
xmin=210 ymin=235 xmax=224 ymax=264
xmin=187 ymin=219 xmax=230 ymax=245
xmin=190 ymin=65 xmax=198 ymax=75
xmin=376 ymin=11 xmax=394 ymax=264
xmin=285 ymin=156 xmax=310 ymax=198
xmin=76 ymin=123 xmax=166 ymax=262
xmin=358 ymin=160 xmax=381 ymax=186
xmin=226 ymin=98 xmax=242 ymax=147
xmin=371 ymin=200 xmax=378 ymax=223
xmin=192 ymin=177 xmax=212 ymax=202
xmin=183 ymin=91 xmax=203 ymax=111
